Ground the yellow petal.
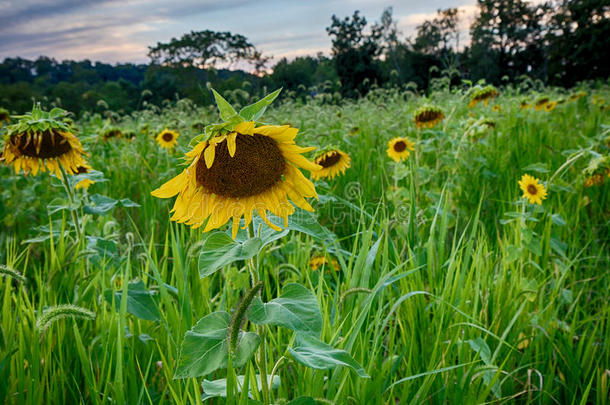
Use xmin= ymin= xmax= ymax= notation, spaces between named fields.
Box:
xmin=235 ymin=121 xmax=255 ymax=135
xmin=151 ymin=170 xmax=188 ymax=198
xmin=204 ymin=144 xmax=215 ymax=169
xmin=283 ymin=152 xmax=321 ymax=172
xmin=227 ymin=132 xmax=237 ymax=157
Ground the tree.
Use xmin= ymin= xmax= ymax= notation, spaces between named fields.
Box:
xmin=326 ymin=11 xmax=383 ymax=97
xmin=147 ymin=30 xmax=261 ymax=69
xmin=412 ymin=8 xmax=461 ymax=56
xmin=546 ymin=0 xmax=610 ymax=86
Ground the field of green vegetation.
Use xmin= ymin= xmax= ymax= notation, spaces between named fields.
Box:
xmin=0 ymin=84 xmax=609 ymax=404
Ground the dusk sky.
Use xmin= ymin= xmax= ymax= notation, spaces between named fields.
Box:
xmin=0 ymin=0 xmax=482 ymax=68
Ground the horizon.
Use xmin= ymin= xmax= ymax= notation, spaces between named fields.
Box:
xmin=0 ymin=0 xmax=482 ymax=69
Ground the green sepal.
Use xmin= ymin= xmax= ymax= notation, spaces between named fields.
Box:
xmin=6 ymin=104 xmax=72 ymax=137
xmin=239 ymin=88 xmax=282 ymax=121
xmin=212 ymin=89 xmax=238 ymax=121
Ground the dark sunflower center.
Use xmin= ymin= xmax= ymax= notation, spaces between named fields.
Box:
xmin=11 ymin=130 xmax=72 ymax=159
xmin=317 ymin=152 xmax=341 ymax=168
xmin=195 ymin=133 xmax=285 ymax=198
xmin=162 ymin=132 xmax=173 ymax=142
xmin=417 ymin=111 xmax=441 ymax=122
xmin=76 ymin=166 xmax=89 ymax=174
xmin=527 ymin=184 xmax=538 ymax=195
xmin=393 ymin=141 xmax=407 ymax=152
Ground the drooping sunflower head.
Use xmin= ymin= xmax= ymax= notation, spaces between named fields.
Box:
xmin=101 ymin=128 xmax=123 ymax=141
xmin=309 ymin=255 xmax=340 ymax=272
xmin=349 ymin=126 xmax=360 ymax=136
xmin=0 ymin=108 xmax=11 ymax=124
xmin=520 ymin=100 xmax=530 ymax=110
xmin=535 ymin=97 xmax=549 ymax=111
xmin=414 ymin=105 xmax=444 ymax=129
xmin=156 ymin=128 xmax=179 ymax=149
xmin=518 ymin=174 xmax=548 ymax=205
xmin=583 ymin=155 xmax=610 ymax=188
xmin=468 ymin=85 xmax=499 ymax=108
xmin=492 ymin=105 xmax=502 ymax=113
xmin=1 ymin=105 xmax=87 ymax=177
xmin=569 ymin=91 xmax=586 ymax=102
xmin=544 ymin=101 xmax=557 ymax=112
xmin=311 ymin=149 xmax=351 ymax=180
xmin=387 ymin=137 xmax=415 ymax=162
xmin=74 ymin=163 xmax=95 ymax=190
xmin=152 ymin=89 xmax=321 ymax=238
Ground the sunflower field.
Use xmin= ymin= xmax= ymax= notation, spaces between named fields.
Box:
xmin=0 ymin=84 xmax=609 ymax=404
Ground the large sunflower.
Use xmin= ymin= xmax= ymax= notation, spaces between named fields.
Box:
xmin=1 ymin=106 xmax=87 ymax=177
xmin=156 ymin=128 xmax=179 ymax=149
xmin=152 ymin=121 xmax=320 ymax=238
xmin=311 ymin=150 xmax=351 ymax=180
xmin=387 ymin=137 xmax=415 ymax=162
xmin=414 ymin=106 xmax=444 ymax=129
xmin=518 ymin=174 xmax=547 ymax=205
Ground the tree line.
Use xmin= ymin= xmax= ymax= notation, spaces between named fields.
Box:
xmin=1 ymin=0 xmax=608 ymax=115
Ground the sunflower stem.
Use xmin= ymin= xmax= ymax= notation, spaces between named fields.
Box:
xmin=246 ymin=221 xmax=270 ymax=405
xmin=58 ymin=165 xmax=83 ymax=242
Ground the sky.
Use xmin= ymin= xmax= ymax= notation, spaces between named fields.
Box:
xmin=0 ymin=0 xmax=481 ymax=68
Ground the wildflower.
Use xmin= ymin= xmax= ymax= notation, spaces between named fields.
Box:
xmin=518 ymin=174 xmax=548 ymax=205
xmin=311 ymin=149 xmax=351 ymax=180
xmin=387 ymin=137 xmax=415 ymax=162
xmin=309 ymin=255 xmax=340 ymax=272
xmin=156 ymin=128 xmax=179 ymax=150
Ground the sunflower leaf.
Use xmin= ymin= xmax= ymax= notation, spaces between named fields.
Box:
xmin=198 ymin=232 xmax=262 ymax=278
xmin=239 ymin=88 xmax=282 ymax=121
xmin=211 ymin=89 xmax=238 ymax=121
xmin=288 ymin=333 xmax=369 ymax=378
xmin=201 ymin=375 xmax=280 ymax=400
xmin=103 ymin=280 xmax=161 ymax=321
xmin=174 ymin=311 xmax=260 ymax=379
xmin=248 ymin=283 xmax=322 ymax=336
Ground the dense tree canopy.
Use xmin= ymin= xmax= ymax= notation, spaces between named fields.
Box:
xmin=1 ymin=0 xmax=608 ymax=114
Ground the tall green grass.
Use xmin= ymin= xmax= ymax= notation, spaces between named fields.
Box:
xmin=0 ymin=86 xmax=608 ymax=404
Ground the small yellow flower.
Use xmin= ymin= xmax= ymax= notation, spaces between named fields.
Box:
xmin=535 ymin=97 xmax=549 ymax=111
xmin=520 ymin=101 xmax=530 ymax=110
xmin=387 ymin=137 xmax=415 ymax=162
xmin=74 ymin=163 xmax=95 ymax=190
xmin=518 ymin=174 xmax=548 ymax=205
xmin=414 ymin=106 xmax=444 ymax=129
xmin=544 ymin=101 xmax=557 ymax=112
xmin=156 ymin=128 xmax=179 ymax=149
xmin=311 ymin=150 xmax=351 ymax=180
xmin=309 ymin=255 xmax=339 ymax=272
xmin=492 ymin=105 xmax=501 ymax=112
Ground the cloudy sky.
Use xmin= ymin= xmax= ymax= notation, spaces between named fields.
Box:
xmin=0 ymin=0 xmax=480 ymax=67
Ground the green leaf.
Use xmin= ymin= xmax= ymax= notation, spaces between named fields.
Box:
xmin=212 ymin=88 xmax=238 ymax=121
xmin=201 ymin=375 xmax=280 ymax=400
xmin=174 ymin=311 xmax=260 ymax=378
xmin=522 ymin=163 xmax=549 ymax=174
xmin=86 ymin=236 xmax=118 ymax=264
xmin=83 ymin=194 xmax=118 ymax=215
xmin=248 ymin=283 xmax=322 ymax=336
xmin=198 ymin=232 xmax=262 ymax=278
xmin=288 ymin=333 xmax=369 ymax=378
xmin=119 ymin=198 xmax=140 ymax=208
xmin=239 ymin=88 xmax=282 ymax=121
xmin=103 ymin=280 xmax=161 ymax=321
xmin=466 ymin=337 xmax=492 ymax=365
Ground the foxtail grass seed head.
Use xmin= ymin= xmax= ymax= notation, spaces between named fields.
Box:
xmin=229 ymin=281 xmax=263 ymax=354
xmin=0 ymin=264 xmax=26 ymax=283
xmin=36 ymin=304 xmax=96 ymax=334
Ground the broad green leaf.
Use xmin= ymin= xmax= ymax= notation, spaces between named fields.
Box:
xmin=198 ymin=232 xmax=262 ymax=278
xmin=201 ymin=375 xmax=280 ymax=400
xmin=83 ymin=194 xmax=118 ymax=215
xmin=212 ymin=88 xmax=238 ymax=121
xmin=248 ymin=283 xmax=322 ymax=336
xmin=86 ymin=236 xmax=118 ymax=264
xmin=174 ymin=311 xmax=259 ymax=378
xmin=466 ymin=337 xmax=492 ymax=365
xmin=239 ymin=88 xmax=282 ymax=121
xmin=259 ymin=211 xmax=336 ymax=243
xmin=119 ymin=198 xmax=140 ymax=208
xmin=103 ymin=280 xmax=161 ymax=321
xmin=289 ymin=333 xmax=369 ymax=378
xmin=522 ymin=163 xmax=549 ymax=173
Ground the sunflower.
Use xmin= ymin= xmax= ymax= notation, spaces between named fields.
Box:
xmin=520 ymin=100 xmax=530 ymax=110
xmin=74 ymin=163 xmax=95 ymax=190
xmin=311 ymin=150 xmax=351 ymax=180
xmin=414 ymin=106 xmax=444 ymax=129
xmin=518 ymin=174 xmax=547 ymax=205
xmin=349 ymin=126 xmax=360 ymax=136
xmin=102 ymin=128 xmax=122 ymax=141
xmin=156 ymin=128 xmax=179 ymax=149
xmin=535 ymin=97 xmax=549 ymax=111
xmin=0 ymin=108 xmax=11 ymax=124
xmin=492 ymin=105 xmax=502 ymax=112
xmin=152 ymin=121 xmax=320 ymax=238
xmin=544 ymin=101 xmax=557 ymax=112
xmin=309 ymin=255 xmax=339 ymax=272
xmin=1 ymin=105 xmax=87 ymax=177
xmin=387 ymin=137 xmax=415 ymax=162
xmin=569 ymin=91 xmax=586 ymax=102
xmin=468 ymin=85 xmax=498 ymax=108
